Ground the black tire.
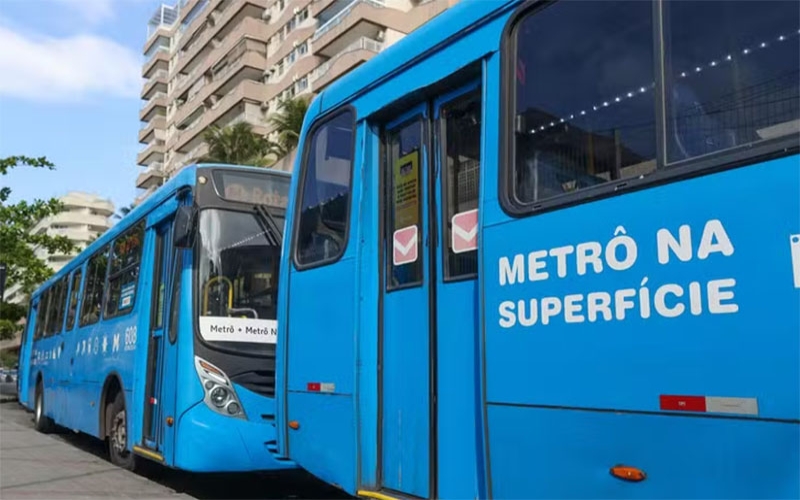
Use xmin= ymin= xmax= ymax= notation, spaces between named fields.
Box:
xmin=33 ymin=382 xmax=54 ymax=433
xmin=107 ymin=392 xmax=137 ymax=471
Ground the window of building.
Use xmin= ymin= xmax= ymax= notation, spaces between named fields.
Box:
xmin=297 ymin=76 xmax=309 ymax=92
xmin=441 ymin=89 xmax=481 ymax=279
xmin=293 ymin=109 xmax=355 ymax=268
xmin=105 ymin=221 xmax=145 ymax=318
xmin=66 ymin=269 xmax=83 ymax=331
xmin=506 ymin=0 xmax=799 ymax=211
xmin=80 ymin=245 xmax=109 ymax=327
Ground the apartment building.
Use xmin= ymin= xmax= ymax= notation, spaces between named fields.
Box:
xmin=136 ymin=0 xmax=457 ymax=203
xmin=2 ymin=192 xmax=115 ymax=305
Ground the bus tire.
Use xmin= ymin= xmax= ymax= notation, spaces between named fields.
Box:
xmin=33 ymin=381 xmax=54 ymax=433
xmin=107 ymin=392 xmax=136 ymax=471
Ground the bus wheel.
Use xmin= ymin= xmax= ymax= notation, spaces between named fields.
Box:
xmin=33 ymin=382 xmax=54 ymax=433
xmin=107 ymin=392 xmax=136 ymax=470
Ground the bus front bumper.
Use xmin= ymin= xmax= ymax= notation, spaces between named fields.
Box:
xmin=174 ymin=402 xmax=296 ymax=473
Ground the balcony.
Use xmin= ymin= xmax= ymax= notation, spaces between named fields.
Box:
xmin=311 ymin=36 xmax=382 ymax=90
xmin=173 ymin=0 xmax=269 ymax=80
xmin=139 ymin=116 xmax=167 ymax=144
xmin=312 ymin=0 xmax=403 ymax=58
xmin=137 ymin=141 xmax=166 ymax=166
xmin=172 ymin=14 xmax=268 ymax=100
xmin=173 ymin=80 xmax=266 ymax=152
xmin=143 ymin=50 xmax=169 ymax=78
xmin=136 ymin=164 xmax=168 ymax=189
xmin=140 ymin=92 xmax=168 ymax=121
xmin=141 ymin=69 xmax=169 ymax=100
xmin=172 ymin=43 xmax=267 ymax=128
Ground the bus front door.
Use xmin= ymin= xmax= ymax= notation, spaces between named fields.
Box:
xmin=379 ymin=103 xmax=433 ymax=499
xmin=139 ymin=218 xmax=178 ymax=463
xmin=378 ymin=83 xmax=483 ymax=499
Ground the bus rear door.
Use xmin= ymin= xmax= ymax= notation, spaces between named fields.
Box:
xmin=138 ymin=215 xmax=179 ymax=464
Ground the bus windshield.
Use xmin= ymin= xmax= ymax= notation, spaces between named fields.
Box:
xmin=196 ymin=208 xmax=280 ymax=354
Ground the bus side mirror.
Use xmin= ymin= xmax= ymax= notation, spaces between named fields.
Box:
xmin=173 ymin=205 xmax=196 ymax=248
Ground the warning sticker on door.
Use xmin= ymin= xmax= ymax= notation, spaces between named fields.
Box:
xmin=393 ymin=225 xmax=418 ymax=266
xmin=451 ymin=209 xmax=478 ymax=254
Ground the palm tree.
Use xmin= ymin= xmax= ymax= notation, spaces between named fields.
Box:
xmin=113 ymin=203 xmax=135 ymax=220
xmin=200 ymin=122 xmax=273 ymax=167
xmin=267 ymin=95 xmax=311 ymax=159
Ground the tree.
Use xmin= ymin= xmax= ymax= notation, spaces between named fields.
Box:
xmin=113 ymin=203 xmax=135 ymax=220
xmin=0 ymin=301 xmax=27 ymax=340
xmin=0 ymin=156 xmax=75 ymax=297
xmin=200 ymin=122 xmax=273 ymax=167
xmin=267 ymin=95 xmax=311 ymax=159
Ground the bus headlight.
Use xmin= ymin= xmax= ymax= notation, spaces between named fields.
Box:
xmin=194 ymin=356 xmax=245 ymax=419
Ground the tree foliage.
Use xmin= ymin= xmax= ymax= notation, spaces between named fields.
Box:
xmin=199 ymin=96 xmax=311 ymax=167
xmin=200 ymin=122 xmax=274 ymax=167
xmin=0 ymin=156 xmax=75 ymax=296
xmin=267 ymin=95 xmax=311 ymax=158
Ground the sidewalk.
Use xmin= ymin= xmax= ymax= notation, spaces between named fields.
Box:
xmin=0 ymin=402 xmax=191 ymax=499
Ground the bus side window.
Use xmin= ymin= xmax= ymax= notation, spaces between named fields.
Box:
xmin=293 ymin=109 xmax=356 ymax=268
xmin=46 ymin=276 xmax=68 ymax=336
xmin=34 ymin=290 xmax=49 ymax=340
xmin=441 ymin=89 xmax=482 ymax=279
xmin=65 ymin=269 xmax=83 ymax=331
xmin=80 ymin=245 xmax=110 ymax=327
xmin=104 ymin=221 xmax=145 ymax=319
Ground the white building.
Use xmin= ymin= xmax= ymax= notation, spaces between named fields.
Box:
xmin=3 ymin=192 xmax=115 ymax=305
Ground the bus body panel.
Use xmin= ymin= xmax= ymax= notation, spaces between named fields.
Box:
xmin=482 ymin=154 xmax=800 ymax=497
xmin=482 ymin=155 xmax=800 ymax=419
xmin=487 ymin=404 xmax=800 ymax=499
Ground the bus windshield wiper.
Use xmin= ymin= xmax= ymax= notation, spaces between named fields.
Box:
xmin=254 ymin=204 xmax=283 ymax=247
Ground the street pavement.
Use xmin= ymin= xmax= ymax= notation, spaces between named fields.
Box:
xmin=0 ymin=402 xmax=352 ymax=499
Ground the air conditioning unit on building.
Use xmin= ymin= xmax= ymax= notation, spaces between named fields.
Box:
xmin=293 ymin=6 xmax=299 ymax=14
xmin=262 ymin=9 xmax=271 ymax=20
xmin=376 ymin=30 xmax=386 ymax=41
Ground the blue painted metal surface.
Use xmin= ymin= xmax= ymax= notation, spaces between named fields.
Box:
xmin=275 ymin=0 xmax=799 ymax=497
xmin=18 ymin=163 xmax=296 ymax=474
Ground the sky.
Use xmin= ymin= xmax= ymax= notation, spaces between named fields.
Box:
xmin=0 ymin=0 xmax=165 ymax=213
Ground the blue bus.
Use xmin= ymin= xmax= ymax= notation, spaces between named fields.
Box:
xmin=18 ymin=164 xmax=296 ymax=473
xmin=274 ymin=0 xmax=799 ymax=498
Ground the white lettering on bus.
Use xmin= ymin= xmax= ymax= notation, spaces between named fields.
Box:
xmin=496 ymin=219 xmax=741 ymax=329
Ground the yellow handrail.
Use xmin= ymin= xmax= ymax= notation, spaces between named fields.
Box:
xmin=202 ymin=276 xmax=233 ymax=315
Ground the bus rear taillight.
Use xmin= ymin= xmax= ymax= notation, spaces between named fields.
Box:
xmin=194 ymin=356 xmax=246 ymax=419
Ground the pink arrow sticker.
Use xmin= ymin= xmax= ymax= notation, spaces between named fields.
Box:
xmin=451 ymin=209 xmax=478 ymax=254
xmin=393 ymin=225 xmax=418 ymax=266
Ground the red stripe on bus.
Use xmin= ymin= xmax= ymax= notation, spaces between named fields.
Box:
xmin=660 ymin=395 xmax=707 ymax=412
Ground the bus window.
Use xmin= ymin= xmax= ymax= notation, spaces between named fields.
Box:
xmin=65 ymin=269 xmax=83 ymax=331
xmin=293 ymin=109 xmax=355 ymax=268
xmin=387 ymin=117 xmax=424 ymax=288
xmin=663 ymin=1 xmax=800 ymax=162
xmin=45 ymin=277 xmax=68 ymax=336
xmin=34 ymin=291 xmax=49 ymax=340
xmin=105 ymin=221 xmax=145 ymax=319
xmin=510 ymin=0 xmax=656 ymax=205
xmin=80 ymin=245 xmax=109 ymax=327
xmin=441 ymin=90 xmax=481 ymax=279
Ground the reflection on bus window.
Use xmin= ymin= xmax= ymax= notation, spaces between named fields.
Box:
xmin=513 ymin=0 xmax=656 ymax=204
xmin=664 ymin=1 xmax=800 ymax=162
xmin=510 ymin=0 xmax=799 ymax=206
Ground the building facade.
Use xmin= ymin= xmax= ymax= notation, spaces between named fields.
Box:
xmin=2 ymin=192 xmax=115 ymax=305
xmin=136 ymin=0 xmax=457 ymax=203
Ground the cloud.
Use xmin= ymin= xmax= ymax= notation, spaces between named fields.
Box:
xmin=0 ymin=24 xmax=142 ymax=102
xmin=51 ymin=0 xmax=115 ymax=23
